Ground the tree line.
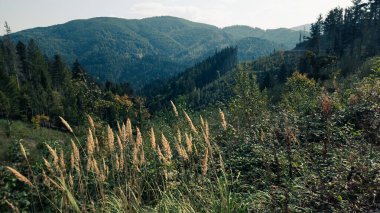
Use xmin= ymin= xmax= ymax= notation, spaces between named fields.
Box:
xmin=0 ymin=25 xmax=146 ymax=133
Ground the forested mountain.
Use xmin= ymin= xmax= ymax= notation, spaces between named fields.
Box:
xmin=8 ymin=16 xmax=303 ymax=87
xmin=142 ymin=47 xmax=238 ymax=110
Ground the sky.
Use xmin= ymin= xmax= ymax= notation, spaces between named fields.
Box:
xmin=0 ymin=0 xmax=353 ymax=33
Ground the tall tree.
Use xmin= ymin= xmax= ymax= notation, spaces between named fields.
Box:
xmin=308 ymin=15 xmax=323 ymax=54
xmin=2 ymin=22 xmax=21 ymax=89
xmin=49 ymin=55 xmax=71 ymax=91
xmin=72 ymin=59 xmax=86 ymax=82
xmin=324 ymin=8 xmax=344 ymax=55
xmin=16 ymin=41 xmax=29 ymax=82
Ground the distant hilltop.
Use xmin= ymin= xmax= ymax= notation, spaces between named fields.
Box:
xmin=8 ymin=16 xmax=307 ymax=87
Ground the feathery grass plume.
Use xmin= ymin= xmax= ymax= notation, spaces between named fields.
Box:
xmin=102 ymin=158 xmax=109 ymax=176
xmin=19 ymin=142 xmax=28 ymax=162
xmin=70 ymin=153 xmax=75 ymax=170
xmin=93 ymin=159 xmax=101 ymax=176
xmin=59 ymin=149 xmax=66 ymax=172
xmin=136 ymin=127 xmax=142 ymax=147
xmin=204 ymin=121 xmax=209 ymax=140
xmin=87 ymin=128 xmax=95 ymax=156
xmin=5 ymin=200 xmax=19 ymax=213
xmin=71 ymin=140 xmax=80 ymax=162
xmin=161 ymin=132 xmax=172 ymax=160
xmin=119 ymin=152 xmax=125 ymax=171
xmin=219 ymin=109 xmax=227 ymax=131
xmin=6 ymin=166 xmax=33 ymax=187
xmin=132 ymin=142 xmax=139 ymax=168
xmin=184 ymin=133 xmax=193 ymax=154
xmin=182 ymin=147 xmax=189 ymax=161
xmin=117 ymin=121 xmax=122 ymax=136
xmin=202 ymin=125 xmax=210 ymax=146
xmin=140 ymin=146 xmax=146 ymax=165
xmin=132 ymin=127 xmax=143 ymax=167
xmin=107 ymin=125 xmax=115 ymax=153
xmin=218 ymin=153 xmax=225 ymax=172
xmin=42 ymin=169 xmax=50 ymax=188
xmin=47 ymin=176 xmax=64 ymax=191
xmin=175 ymin=142 xmax=182 ymax=158
xmin=46 ymin=144 xmax=59 ymax=169
xmin=126 ymin=118 xmax=133 ymax=142
xmin=175 ymin=141 xmax=188 ymax=161
xmin=43 ymin=158 xmax=53 ymax=173
xmin=150 ymin=127 xmax=156 ymax=150
xmin=59 ymin=116 xmax=73 ymax=133
xmin=157 ymin=145 xmax=168 ymax=165
xmin=121 ymin=123 xmax=127 ymax=143
xmin=177 ymin=129 xmax=182 ymax=144
xmin=202 ymin=120 xmax=214 ymax=164
xmin=116 ymin=135 xmax=123 ymax=153
xmin=184 ymin=110 xmax=197 ymax=133
xmin=132 ymin=147 xmax=139 ymax=169
xmin=87 ymin=157 xmax=93 ymax=171
xmin=87 ymin=114 xmax=95 ymax=134
xmin=115 ymin=154 xmax=120 ymax=171
xmin=200 ymin=115 xmax=205 ymax=129
xmin=94 ymin=136 xmax=99 ymax=154
xmin=170 ymin=100 xmax=179 ymax=117
xmin=201 ymin=147 xmax=209 ymax=176
xmin=90 ymin=200 xmax=96 ymax=213
xmin=68 ymin=173 xmax=74 ymax=189
xmin=175 ymin=129 xmax=188 ymax=160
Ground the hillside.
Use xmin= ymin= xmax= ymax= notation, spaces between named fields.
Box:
xmin=2 ymin=0 xmax=380 ymax=212
xmin=142 ymin=47 xmax=238 ymax=110
xmin=9 ymin=16 xmax=303 ymax=87
xmin=222 ymin=25 xmax=307 ymax=49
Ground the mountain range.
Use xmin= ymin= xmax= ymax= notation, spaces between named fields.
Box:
xmin=8 ymin=16 xmax=308 ymax=88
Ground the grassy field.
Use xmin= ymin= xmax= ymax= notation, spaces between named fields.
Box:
xmin=0 ymin=119 xmax=70 ymax=163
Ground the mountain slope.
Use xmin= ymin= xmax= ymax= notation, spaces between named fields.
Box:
xmin=223 ymin=25 xmax=306 ymax=49
xmin=9 ymin=16 xmax=302 ymax=87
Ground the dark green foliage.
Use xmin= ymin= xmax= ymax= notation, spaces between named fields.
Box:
xmin=0 ymin=36 xmax=146 ymax=129
xmin=308 ymin=15 xmax=323 ymax=55
xmin=143 ymin=47 xmax=238 ymax=111
xmin=299 ymin=0 xmax=380 ymax=59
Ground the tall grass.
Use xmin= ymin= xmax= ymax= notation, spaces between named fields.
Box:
xmin=6 ymin=103 xmax=239 ymax=212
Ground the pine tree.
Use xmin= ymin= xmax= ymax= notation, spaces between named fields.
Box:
xmin=2 ymin=22 xmax=21 ymax=89
xmin=324 ymin=8 xmax=344 ymax=55
xmin=308 ymin=15 xmax=323 ymax=54
xmin=49 ymin=55 xmax=71 ymax=91
xmin=72 ymin=59 xmax=86 ymax=81
xmin=16 ymin=41 xmax=29 ymax=82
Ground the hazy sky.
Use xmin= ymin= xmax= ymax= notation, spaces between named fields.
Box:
xmin=0 ymin=0 xmax=353 ymax=33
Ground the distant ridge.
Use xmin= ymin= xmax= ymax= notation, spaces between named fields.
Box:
xmin=290 ymin=23 xmax=311 ymax=32
xmin=9 ymin=16 xmax=303 ymax=87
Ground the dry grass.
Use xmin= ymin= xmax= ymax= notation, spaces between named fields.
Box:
xmin=5 ymin=166 xmax=33 ymax=187
xmin=6 ymin=112 xmax=223 ymax=212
